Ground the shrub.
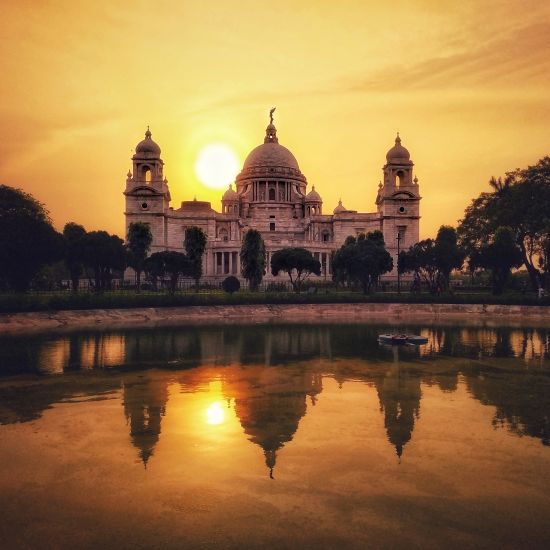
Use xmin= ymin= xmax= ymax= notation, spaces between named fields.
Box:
xmin=221 ymin=276 xmax=240 ymax=294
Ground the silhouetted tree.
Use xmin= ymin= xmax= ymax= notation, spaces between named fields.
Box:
xmin=63 ymin=222 xmax=87 ymax=292
xmin=332 ymin=231 xmax=393 ymax=293
xmin=240 ymin=229 xmax=266 ymax=291
xmin=458 ymin=157 xmax=550 ymax=290
xmin=83 ymin=231 xmax=126 ymax=291
xmin=127 ymin=222 xmax=153 ymax=292
xmin=477 ymin=227 xmax=523 ymax=294
xmin=146 ymin=251 xmax=191 ymax=293
xmin=143 ymin=253 xmax=165 ymax=290
xmin=400 ymin=226 xmax=463 ymax=293
xmin=222 ymin=276 xmax=240 ymax=294
xmin=184 ymin=227 xmax=207 ymax=288
xmin=0 ymin=185 xmax=63 ymax=291
xmin=271 ymin=248 xmax=321 ymax=292
xmin=433 ymin=226 xmax=465 ymax=290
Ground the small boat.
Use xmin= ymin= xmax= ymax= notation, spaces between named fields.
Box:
xmin=378 ymin=334 xmax=428 ymax=345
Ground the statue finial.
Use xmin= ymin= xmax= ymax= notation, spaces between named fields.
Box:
xmin=269 ymin=107 xmax=276 ymax=125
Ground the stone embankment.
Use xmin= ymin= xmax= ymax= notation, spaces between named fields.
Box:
xmin=0 ymin=303 xmax=548 ymax=334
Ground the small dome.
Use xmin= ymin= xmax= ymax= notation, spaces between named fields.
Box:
xmin=333 ymin=199 xmax=347 ymax=214
xmin=386 ymin=133 xmax=411 ymax=163
xmin=135 ymin=127 xmax=161 ymax=156
xmin=222 ymin=184 xmax=239 ymax=201
xmin=305 ymin=185 xmax=322 ymax=202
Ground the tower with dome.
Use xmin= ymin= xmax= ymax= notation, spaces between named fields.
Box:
xmin=124 ymin=112 xmax=421 ymax=282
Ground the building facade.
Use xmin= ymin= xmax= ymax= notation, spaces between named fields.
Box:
xmin=124 ymin=114 xmax=421 ymax=282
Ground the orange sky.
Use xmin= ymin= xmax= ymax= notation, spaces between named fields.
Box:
xmin=1 ymin=0 xmax=549 ymax=239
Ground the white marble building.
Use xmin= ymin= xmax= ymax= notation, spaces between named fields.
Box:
xmin=124 ymin=113 xmax=421 ymax=282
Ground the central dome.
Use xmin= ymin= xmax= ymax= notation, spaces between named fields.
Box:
xmin=242 ymin=142 xmax=300 ymax=171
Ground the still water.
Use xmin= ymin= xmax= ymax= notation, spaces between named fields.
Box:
xmin=0 ymin=322 xmax=549 ymax=549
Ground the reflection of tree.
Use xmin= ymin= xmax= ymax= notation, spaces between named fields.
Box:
xmin=122 ymin=376 xmax=168 ymax=466
xmin=465 ymin=371 xmax=550 ymax=446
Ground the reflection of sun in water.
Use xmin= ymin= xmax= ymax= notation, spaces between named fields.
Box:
xmin=195 ymin=143 xmax=239 ymax=190
xmin=206 ymin=401 xmax=225 ymax=425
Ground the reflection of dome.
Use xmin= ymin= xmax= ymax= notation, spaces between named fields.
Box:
xmin=222 ymin=184 xmax=239 ymax=201
xmin=333 ymin=199 xmax=347 ymax=214
xmin=305 ymin=186 xmax=322 ymax=203
xmin=386 ymin=133 xmax=411 ymax=164
xmin=135 ymin=128 xmax=161 ymax=156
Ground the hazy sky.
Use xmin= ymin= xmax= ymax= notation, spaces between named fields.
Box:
xmin=1 ymin=0 xmax=549 ymax=238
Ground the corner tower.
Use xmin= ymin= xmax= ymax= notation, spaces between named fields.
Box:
xmin=376 ymin=133 xmax=421 ymax=268
xmin=124 ymin=128 xmax=171 ymax=249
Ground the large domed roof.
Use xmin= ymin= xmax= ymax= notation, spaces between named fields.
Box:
xmin=237 ymin=111 xmax=306 ymax=184
xmin=386 ymin=133 xmax=411 ymax=164
xmin=242 ymin=142 xmax=300 ymax=171
xmin=135 ymin=128 xmax=161 ymax=156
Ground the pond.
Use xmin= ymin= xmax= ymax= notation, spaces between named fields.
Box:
xmin=0 ymin=322 xmax=549 ymax=549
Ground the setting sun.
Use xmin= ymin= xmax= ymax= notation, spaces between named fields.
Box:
xmin=195 ymin=144 xmax=240 ymax=190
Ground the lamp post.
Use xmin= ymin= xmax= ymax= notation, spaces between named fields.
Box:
xmin=396 ymin=231 xmax=401 ymax=295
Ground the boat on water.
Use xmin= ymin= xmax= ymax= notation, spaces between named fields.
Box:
xmin=378 ymin=334 xmax=428 ymax=345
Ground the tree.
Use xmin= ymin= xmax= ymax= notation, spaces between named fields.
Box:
xmin=127 ymin=222 xmax=153 ymax=292
xmin=143 ymin=253 xmax=166 ymax=291
xmin=162 ymin=251 xmax=191 ymax=293
xmin=83 ymin=231 xmax=126 ymax=291
xmin=458 ymin=157 xmax=550 ymax=290
xmin=0 ymin=185 xmax=63 ymax=291
xmin=270 ymin=247 xmax=321 ymax=292
xmin=399 ymin=226 xmax=464 ymax=293
xmin=332 ymin=231 xmax=393 ymax=293
xmin=184 ymin=227 xmax=207 ymax=288
xmin=476 ymin=227 xmax=523 ymax=294
xmin=433 ymin=226 xmax=465 ymax=290
xmin=63 ymin=222 xmax=87 ymax=292
xmin=222 ymin=276 xmax=240 ymax=294
xmin=240 ymin=229 xmax=266 ymax=291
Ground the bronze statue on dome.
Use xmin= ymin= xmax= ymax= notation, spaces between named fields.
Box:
xmin=269 ymin=107 xmax=276 ymax=124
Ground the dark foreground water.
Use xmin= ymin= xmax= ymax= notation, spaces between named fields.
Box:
xmin=0 ymin=321 xmax=549 ymax=549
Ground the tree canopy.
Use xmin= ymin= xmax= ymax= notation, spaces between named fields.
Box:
xmin=0 ymin=185 xmax=63 ymax=291
xmin=240 ymin=229 xmax=266 ymax=291
xmin=184 ymin=227 xmax=207 ymax=287
xmin=63 ymin=222 xmax=87 ymax=291
xmin=475 ymin=226 xmax=523 ymax=294
xmin=332 ymin=231 xmax=393 ymax=293
xmin=270 ymin=247 xmax=321 ymax=292
xmin=83 ymin=231 xmax=126 ymax=291
xmin=127 ymin=222 xmax=153 ymax=291
xmin=458 ymin=157 xmax=550 ymax=290
xmin=399 ymin=225 xmax=464 ymax=293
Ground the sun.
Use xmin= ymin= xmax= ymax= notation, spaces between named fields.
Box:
xmin=195 ymin=143 xmax=240 ymax=190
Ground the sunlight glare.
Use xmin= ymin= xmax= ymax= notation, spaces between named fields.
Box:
xmin=206 ymin=401 xmax=225 ymax=425
xmin=195 ymin=143 xmax=239 ymax=190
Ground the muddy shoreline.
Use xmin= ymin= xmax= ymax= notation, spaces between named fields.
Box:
xmin=0 ymin=303 xmax=549 ymax=334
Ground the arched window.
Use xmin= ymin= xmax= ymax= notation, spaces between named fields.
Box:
xmin=269 ymin=188 xmax=276 ymax=201
xmin=219 ymin=228 xmax=229 ymax=242
xmin=322 ymin=231 xmax=331 ymax=242
xmin=396 ymin=170 xmax=405 ymax=187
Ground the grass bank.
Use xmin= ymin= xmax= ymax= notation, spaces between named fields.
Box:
xmin=0 ymin=290 xmax=548 ymax=313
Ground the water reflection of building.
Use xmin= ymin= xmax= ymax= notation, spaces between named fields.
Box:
xmin=122 ymin=377 xmax=168 ymax=466
xmin=2 ymin=324 xmax=550 ymax=471
xmin=222 ymin=369 xmax=322 ymax=477
xmin=374 ymin=349 xmax=421 ymax=458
